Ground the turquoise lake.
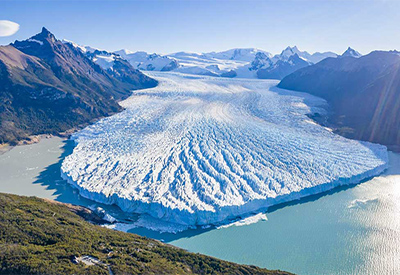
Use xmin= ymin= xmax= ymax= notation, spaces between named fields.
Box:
xmin=1 ymin=137 xmax=399 ymax=275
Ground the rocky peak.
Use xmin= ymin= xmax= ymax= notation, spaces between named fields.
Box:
xmin=31 ymin=27 xmax=57 ymax=44
xmin=341 ymin=47 xmax=362 ymax=58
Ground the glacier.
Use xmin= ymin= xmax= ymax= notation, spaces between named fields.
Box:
xmin=61 ymin=72 xmax=388 ymax=228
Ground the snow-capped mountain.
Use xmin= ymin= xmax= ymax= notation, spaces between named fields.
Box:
xmin=162 ymin=47 xmax=339 ymax=79
xmin=115 ymin=50 xmax=179 ymax=71
xmin=62 ymin=39 xmax=121 ymax=70
xmin=341 ymin=47 xmax=362 ymax=58
xmin=249 ymin=52 xmax=273 ymax=71
xmin=84 ymin=45 xmax=341 ymax=80
xmin=61 ymin=38 xmax=342 ymax=80
xmin=257 ymin=53 xmax=312 ymax=80
xmin=2 ymin=27 xmax=156 ymax=145
xmin=203 ymin=48 xmax=272 ymax=62
xmin=62 ymin=40 xmax=157 ymax=88
xmin=61 ymin=39 xmax=98 ymax=54
xmin=165 ymin=46 xmax=331 ymax=79
xmin=229 ymin=46 xmax=336 ymax=79
xmin=277 ymin=46 xmax=305 ymax=61
xmin=276 ymin=46 xmax=337 ymax=64
xmin=85 ymin=49 xmax=120 ymax=70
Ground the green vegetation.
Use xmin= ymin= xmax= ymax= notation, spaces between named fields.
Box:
xmin=0 ymin=193 xmax=292 ymax=275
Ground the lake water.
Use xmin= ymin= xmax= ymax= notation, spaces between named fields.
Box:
xmin=0 ymin=137 xmax=399 ymax=275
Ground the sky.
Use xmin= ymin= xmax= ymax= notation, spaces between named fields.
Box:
xmin=0 ymin=0 xmax=399 ymax=55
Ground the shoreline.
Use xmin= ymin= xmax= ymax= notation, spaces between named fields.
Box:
xmin=0 ymin=134 xmax=65 ymax=156
xmin=0 ymin=108 xmax=126 ymax=155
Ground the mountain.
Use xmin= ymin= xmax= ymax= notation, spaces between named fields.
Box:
xmin=248 ymin=52 xmax=274 ymax=72
xmin=341 ymin=47 xmax=362 ymax=58
xmin=115 ymin=50 xmax=179 ymax=71
xmin=278 ymin=50 xmax=400 ymax=149
xmin=252 ymin=46 xmax=336 ymax=80
xmin=0 ymin=28 xmax=157 ymax=145
xmin=62 ymin=42 xmax=155 ymax=87
xmin=169 ymin=50 xmax=250 ymax=76
xmin=12 ymin=28 xmax=156 ymax=91
xmin=257 ymin=53 xmax=312 ymax=80
xmin=0 ymin=192 xmax=291 ymax=275
xmin=273 ymin=46 xmax=337 ymax=63
xmin=203 ymin=48 xmax=272 ymax=62
xmin=244 ymin=46 xmax=336 ymax=79
xmin=116 ymin=46 xmax=338 ymax=80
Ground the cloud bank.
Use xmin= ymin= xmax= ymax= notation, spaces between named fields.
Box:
xmin=0 ymin=20 xmax=20 ymax=37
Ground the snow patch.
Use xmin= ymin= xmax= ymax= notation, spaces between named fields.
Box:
xmin=27 ymin=39 xmax=43 ymax=45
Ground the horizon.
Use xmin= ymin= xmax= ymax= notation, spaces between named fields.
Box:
xmin=1 ymin=0 xmax=400 ymax=55
xmin=2 ymin=26 xmax=361 ymax=56
xmin=0 ymin=25 xmax=394 ymax=57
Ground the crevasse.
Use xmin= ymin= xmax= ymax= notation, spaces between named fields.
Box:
xmin=61 ymin=72 xmax=388 ymax=227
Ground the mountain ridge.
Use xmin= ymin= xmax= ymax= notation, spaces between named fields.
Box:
xmin=278 ymin=50 xmax=400 ymax=149
xmin=65 ymin=39 xmax=354 ymax=80
xmin=122 ymin=46 xmax=340 ymax=79
xmin=0 ymin=27 xmax=157 ymax=145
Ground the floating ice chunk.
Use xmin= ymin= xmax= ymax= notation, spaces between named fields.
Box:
xmin=348 ymin=198 xmax=379 ymax=209
xmin=217 ymin=213 xmax=268 ymax=229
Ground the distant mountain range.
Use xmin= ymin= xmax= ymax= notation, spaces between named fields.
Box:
xmin=0 ymin=28 xmax=157 ymax=145
xmin=115 ymin=46 xmax=341 ymax=80
xmin=278 ymin=50 xmax=400 ymax=149
xmin=65 ymin=40 xmax=357 ymax=80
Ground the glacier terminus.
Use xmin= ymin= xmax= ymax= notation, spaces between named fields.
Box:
xmin=61 ymin=72 xmax=388 ymax=229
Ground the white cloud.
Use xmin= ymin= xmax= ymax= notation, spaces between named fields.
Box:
xmin=0 ymin=20 xmax=20 ymax=37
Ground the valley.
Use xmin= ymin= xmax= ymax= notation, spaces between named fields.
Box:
xmin=1 ymin=11 xmax=399 ymax=273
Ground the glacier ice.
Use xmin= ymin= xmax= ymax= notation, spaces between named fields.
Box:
xmin=61 ymin=72 xmax=388 ymax=228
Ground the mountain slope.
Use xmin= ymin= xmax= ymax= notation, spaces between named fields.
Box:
xmin=0 ymin=28 xmax=157 ymax=145
xmin=12 ymin=28 xmax=157 ymax=96
xmin=81 ymin=48 xmax=157 ymax=87
xmin=278 ymin=51 xmax=400 ymax=149
xmin=276 ymin=46 xmax=337 ymax=64
xmin=0 ymin=192 xmax=291 ymax=275
xmin=257 ymin=53 xmax=312 ymax=80
xmin=255 ymin=46 xmax=337 ymax=80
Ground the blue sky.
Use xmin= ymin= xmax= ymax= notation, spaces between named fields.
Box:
xmin=1 ymin=0 xmax=399 ymax=55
